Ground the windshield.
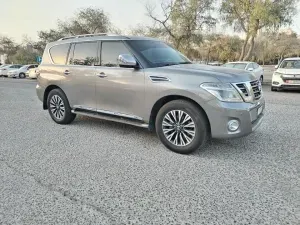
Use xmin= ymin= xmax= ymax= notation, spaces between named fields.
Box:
xmin=127 ymin=40 xmax=191 ymax=68
xmin=20 ymin=65 xmax=29 ymax=70
xmin=279 ymin=60 xmax=300 ymax=69
xmin=223 ymin=63 xmax=247 ymax=69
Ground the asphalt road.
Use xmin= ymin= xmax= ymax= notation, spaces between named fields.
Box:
xmin=0 ymin=78 xmax=299 ymax=225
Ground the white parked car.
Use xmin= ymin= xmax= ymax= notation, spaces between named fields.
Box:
xmin=271 ymin=57 xmax=300 ymax=91
xmin=222 ymin=61 xmax=264 ymax=83
xmin=26 ymin=67 xmax=39 ymax=79
xmin=7 ymin=64 xmax=39 ymax=78
xmin=0 ymin=64 xmax=23 ymax=77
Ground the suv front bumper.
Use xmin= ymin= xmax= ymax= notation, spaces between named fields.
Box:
xmin=204 ymin=97 xmax=265 ymax=139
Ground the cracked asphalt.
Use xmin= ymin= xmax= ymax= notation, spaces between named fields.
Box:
xmin=0 ymin=78 xmax=299 ymax=225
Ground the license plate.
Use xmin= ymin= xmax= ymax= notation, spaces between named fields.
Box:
xmin=286 ymin=80 xmax=300 ymax=84
xmin=257 ymin=106 xmax=263 ymax=116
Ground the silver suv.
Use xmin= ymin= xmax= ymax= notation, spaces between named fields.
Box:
xmin=36 ymin=33 xmax=265 ymax=154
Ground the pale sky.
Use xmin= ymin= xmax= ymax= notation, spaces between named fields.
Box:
xmin=1 ymin=0 xmax=300 ymax=43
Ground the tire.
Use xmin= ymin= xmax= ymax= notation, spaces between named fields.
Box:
xmin=155 ymin=100 xmax=209 ymax=154
xmin=260 ymin=76 xmax=263 ymax=84
xmin=19 ymin=73 xmax=26 ymax=78
xmin=47 ymin=89 xmax=76 ymax=124
xmin=271 ymin=86 xmax=277 ymax=91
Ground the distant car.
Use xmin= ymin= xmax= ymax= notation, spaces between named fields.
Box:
xmin=271 ymin=57 xmax=300 ymax=91
xmin=7 ymin=64 xmax=38 ymax=78
xmin=26 ymin=67 xmax=39 ymax=79
xmin=0 ymin=64 xmax=23 ymax=77
xmin=222 ymin=62 xmax=264 ymax=83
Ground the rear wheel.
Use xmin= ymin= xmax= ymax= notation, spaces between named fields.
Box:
xmin=47 ymin=89 xmax=76 ymax=124
xmin=19 ymin=73 xmax=26 ymax=78
xmin=155 ymin=100 xmax=209 ymax=154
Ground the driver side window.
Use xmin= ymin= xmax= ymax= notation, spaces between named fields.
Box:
xmin=101 ymin=41 xmax=131 ymax=67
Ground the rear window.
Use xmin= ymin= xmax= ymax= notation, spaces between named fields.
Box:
xmin=49 ymin=44 xmax=70 ymax=65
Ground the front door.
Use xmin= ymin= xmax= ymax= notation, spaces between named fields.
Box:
xmin=95 ymin=41 xmax=145 ymax=119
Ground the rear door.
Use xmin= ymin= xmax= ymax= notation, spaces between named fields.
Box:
xmin=62 ymin=41 xmax=100 ymax=110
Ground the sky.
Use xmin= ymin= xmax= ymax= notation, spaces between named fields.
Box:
xmin=1 ymin=0 xmax=300 ymax=43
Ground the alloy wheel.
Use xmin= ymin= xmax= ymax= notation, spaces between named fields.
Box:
xmin=162 ymin=110 xmax=196 ymax=146
xmin=49 ymin=95 xmax=65 ymax=120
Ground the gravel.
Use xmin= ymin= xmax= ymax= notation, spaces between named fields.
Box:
xmin=0 ymin=78 xmax=299 ymax=225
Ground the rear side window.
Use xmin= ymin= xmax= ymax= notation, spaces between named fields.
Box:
xmin=49 ymin=44 xmax=70 ymax=65
xmin=69 ymin=42 xmax=98 ymax=66
xmin=101 ymin=41 xmax=130 ymax=67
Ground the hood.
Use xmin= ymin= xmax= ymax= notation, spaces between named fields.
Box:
xmin=276 ymin=68 xmax=300 ymax=74
xmin=154 ymin=64 xmax=257 ymax=83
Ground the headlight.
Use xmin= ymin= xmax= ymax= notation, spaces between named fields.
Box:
xmin=200 ymin=83 xmax=243 ymax=102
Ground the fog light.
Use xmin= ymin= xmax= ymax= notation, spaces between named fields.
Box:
xmin=228 ymin=120 xmax=240 ymax=132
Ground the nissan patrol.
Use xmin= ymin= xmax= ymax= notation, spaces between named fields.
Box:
xmin=36 ymin=33 xmax=265 ymax=154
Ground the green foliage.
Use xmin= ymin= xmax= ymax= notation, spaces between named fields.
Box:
xmin=10 ymin=48 xmax=38 ymax=65
xmin=146 ymin=0 xmax=216 ymax=56
xmin=58 ymin=7 xmax=111 ymax=35
xmin=220 ymin=0 xmax=297 ymax=60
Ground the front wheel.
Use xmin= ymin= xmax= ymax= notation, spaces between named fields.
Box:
xmin=260 ymin=75 xmax=263 ymax=84
xmin=155 ymin=100 xmax=209 ymax=154
xmin=47 ymin=89 xmax=76 ymax=124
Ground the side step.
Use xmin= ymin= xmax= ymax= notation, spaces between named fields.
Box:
xmin=71 ymin=108 xmax=149 ymax=129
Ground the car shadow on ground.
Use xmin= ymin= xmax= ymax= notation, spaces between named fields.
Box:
xmin=70 ymin=115 xmax=264 ymax=158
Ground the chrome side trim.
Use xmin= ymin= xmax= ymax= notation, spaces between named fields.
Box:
xmin=73 ymin=105 xmax=143 ymax=121
xmin=71 ymin=109 xmax=149 ymax=129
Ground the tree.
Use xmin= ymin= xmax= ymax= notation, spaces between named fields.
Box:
xmin=35 ymin=7 xmax=112 ymax=52
xmin=146 ymin=0 xmax=216 ymax=57
xmin=58 ymin=7 xmax=111 ymax=35
xmin=220 ymin=0 xmax=297 ymax=61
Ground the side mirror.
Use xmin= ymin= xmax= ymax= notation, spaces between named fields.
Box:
xmin=248 ymin=68 xmax=254 ymax=72
xmin=275 ymin=65 xmax=278 ymax=69
xmin=118 ymin=54 xmax=138 ymax=68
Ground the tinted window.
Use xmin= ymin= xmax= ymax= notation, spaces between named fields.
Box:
xmin=101 ymin=42 xmax=130 ymax=67
xmin=28 ymin=65 xmax=36 ymax=69
xmin=127 ymin=40 xmax=191 ymax=68
xmin=70 ymin=42 xmax=98 ymax=66
xmin=50 ymin=44 xmax=70 ymax=65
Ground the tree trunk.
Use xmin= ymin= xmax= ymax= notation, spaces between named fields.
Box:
xmin=243 ymin=35 xmax=255 ymax=61
xmin=239 ymin=35 xmax=249 ymax=61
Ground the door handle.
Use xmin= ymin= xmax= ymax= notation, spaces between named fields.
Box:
xmin=64 ymin=70 xmax=70 ymax=75
xmin=97 ymin=72 xmax=107 ymax=78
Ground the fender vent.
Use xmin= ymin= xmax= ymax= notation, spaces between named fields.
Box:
xmin=149 ymin=76 xmax=171 ymax=82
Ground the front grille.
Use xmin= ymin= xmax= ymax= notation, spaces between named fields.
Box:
xmin=250 ymin=80 xmax=262 ymax=100
xmin=234 ymin=80 xmax=262 ymax=102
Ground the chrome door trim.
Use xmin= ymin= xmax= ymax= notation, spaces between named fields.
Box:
xmin=73 ymin=105 xmax=143 ymax=121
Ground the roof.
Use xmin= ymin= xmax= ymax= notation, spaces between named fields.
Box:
xmin=49 ymin=33 xmax=160 ymax=46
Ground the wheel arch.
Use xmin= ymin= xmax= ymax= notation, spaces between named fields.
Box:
xmin=43 ymin=85 xmax=65 ymax=110
xmin=149 ymin=95 xmax=211 ymax=134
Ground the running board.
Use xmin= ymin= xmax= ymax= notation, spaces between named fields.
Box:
xmin=71 ymin=108 xmax=149 ymax=128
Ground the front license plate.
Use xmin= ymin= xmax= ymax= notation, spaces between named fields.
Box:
xmin=257 ymin=106 xmax=263 ymax=116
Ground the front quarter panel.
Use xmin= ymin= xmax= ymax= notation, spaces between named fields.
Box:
xmin=142 ymin=69 xmax=218 ymax=123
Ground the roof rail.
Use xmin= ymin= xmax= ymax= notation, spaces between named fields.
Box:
xmin=57 ymin=33 xmax=118 ymax=41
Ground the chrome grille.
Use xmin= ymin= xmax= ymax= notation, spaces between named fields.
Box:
xmin=234 ymin=80 xmax=262 ymax=102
